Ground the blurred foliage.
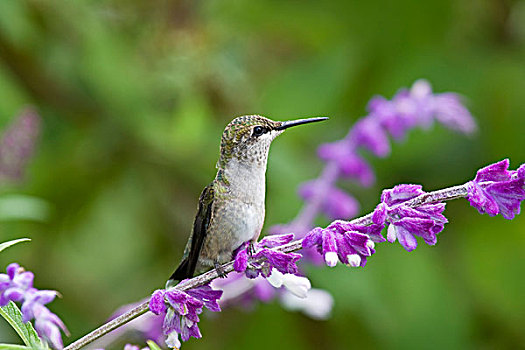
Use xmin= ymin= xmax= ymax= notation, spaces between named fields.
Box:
xmin=1 ymin=0 xmax=524 ymax=349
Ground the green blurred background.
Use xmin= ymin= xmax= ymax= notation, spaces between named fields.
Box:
xmin=1 ymin=0 xmax=524 ymax=349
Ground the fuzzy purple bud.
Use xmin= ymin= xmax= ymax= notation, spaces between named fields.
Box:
xmin=381 ymin=184 xmax=425 ymax=206
xmin=233 ymin=248 xmax=249 ymax=272
xmin=149 ymin=290 xmax=167 ymax=315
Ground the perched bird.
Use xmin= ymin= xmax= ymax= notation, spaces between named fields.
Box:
xmin=168 ymin=115 xmax=327 ymax=285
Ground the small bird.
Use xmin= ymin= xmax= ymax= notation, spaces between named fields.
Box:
xmin=168 ymin=115 xmax=327 ymax=285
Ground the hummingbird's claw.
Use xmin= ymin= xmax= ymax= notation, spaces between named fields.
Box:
xmin=248 ymin=242 xmax=256 ymax=256
xmin=214 ymin=261 xmax=228 ymax=278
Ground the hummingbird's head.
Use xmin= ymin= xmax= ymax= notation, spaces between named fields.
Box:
xmin=217 ymin=115 xmax=327 ymax=169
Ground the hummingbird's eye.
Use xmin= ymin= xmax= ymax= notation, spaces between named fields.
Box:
xmin=252 ymin=126 xmax=265 ymax=137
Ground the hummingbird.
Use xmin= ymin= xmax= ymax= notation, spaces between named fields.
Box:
xmin=168 ymin=115 xmax=327 ymax=285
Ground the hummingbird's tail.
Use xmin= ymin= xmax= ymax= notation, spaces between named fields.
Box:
xmin=166 ymin=258 xmax=192 ymax=287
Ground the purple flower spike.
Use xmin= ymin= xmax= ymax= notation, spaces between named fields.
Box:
xmin=368 ymin=79 xmax=476 ymax=141
xmin=467 ymin=159 xmax=525 ymax=220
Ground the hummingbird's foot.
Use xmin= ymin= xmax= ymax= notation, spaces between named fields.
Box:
xmin=248 ymin=242 xmax=256 ymax=256
xmin=214 ymin=261 xmax=227 ymax=278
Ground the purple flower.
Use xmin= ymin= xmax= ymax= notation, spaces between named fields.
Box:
xmin=467 ymin=159 xmax=525 ymax=220
xmin=233 ymin=248 xmax=249 ymax=273
xmin=0 ymin=263 xmax=34 ymax=306
xmin=149 ymin=283 xmax=222 ymax=345
xmin=21 ymin=288 xmax=58 ymax=322
xmin=233 ymin=234 xmax=302 ymax=279
xmin=299 ymin=181 xmax=359 ymax=220
xmin=302 ymin=224 xmax=378 ymax=268
xmin=0 ymin=263 xmax=69 ymax=349
xmin=33 ymin=303 xmax=69 ymax=349
xmin=186 ymin=284 xmax=222 ymax=312
xmin=380 ymin=184 xmax=425 ymax=206
xmin=253 ymin=249 xmax=302 ymax=275
xmin=149 ymin=290 xmax=166 ymax=315
xmin=372 ymin=185 xmax=448 ymax=252
xmin=257 ymin=233 xmax=294 ymax=248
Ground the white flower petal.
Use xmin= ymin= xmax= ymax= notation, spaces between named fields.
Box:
xmin=280 ymin=288 xmax=334 ymax=320
xmin=266 ymin=269 xmax=284 ymax=288
xmin=165 ymin=330 xmax=181 ymax=349
xmin=324 ymin=251 xmax=338 ymax=267
xmin=366 ymin=239 xmax=375 ymax=250
xmin=347 ymin=254 xmax=361 ymax=267
xmin=281 ymin=274 xmax=311 ymax=298
xmin=387 ymin=224 xmax=397 ymax=243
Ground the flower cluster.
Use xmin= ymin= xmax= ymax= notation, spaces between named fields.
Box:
xmin=233 ymin=234 xmax=302 ymax=278
xmin=302 ymin=222 xmax=383 ymax=267
xmin=149 ymin=283 xmax=222 ymax=348
xmin=372 ymin=184 xmax=448 ymax=252
xmin=0 ymin=263 xmax=69 ymax=349
xmin=466 ymin=159 xmax=525 ymax=220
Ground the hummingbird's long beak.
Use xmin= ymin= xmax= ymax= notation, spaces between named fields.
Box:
xmin=275 ymin=116 xmax=329 ymax=130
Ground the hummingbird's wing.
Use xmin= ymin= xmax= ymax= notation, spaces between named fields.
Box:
xmin=169 ymin=183 xmax=215 ymax=282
